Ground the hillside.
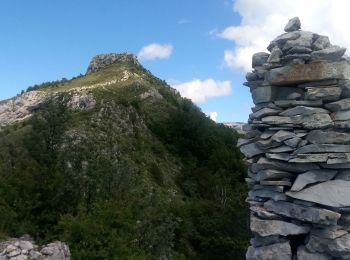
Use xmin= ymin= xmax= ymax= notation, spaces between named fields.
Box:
xmin=0 ymin=54 xmax=248 ymax=259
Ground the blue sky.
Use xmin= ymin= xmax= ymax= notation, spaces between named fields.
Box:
xmin=0 ymin=0 xmax=252 ymax=122
xmin=3 ymin=1 xmax=348 ymax=123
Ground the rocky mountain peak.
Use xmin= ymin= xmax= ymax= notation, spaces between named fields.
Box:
xmin=86 ymin=53 xmax=139 ymax=74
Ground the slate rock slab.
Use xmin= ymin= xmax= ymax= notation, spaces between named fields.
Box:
xmin=286 ymin=180 xmax=350 ymax=207
xmin=266 ymin=61 xmax=350 ymax=85
xmin=264 ymin=200 xmax=340 ymax=225
xmin=291 ymin=169 xmax=338 ymax=191
xmin=246 ymin=242 xmax=291 ymax=260
xmin=250 ymin=215 xmax=310 ymax=237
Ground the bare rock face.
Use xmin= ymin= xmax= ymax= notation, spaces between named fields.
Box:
xmin=86 ymin=53 xmax=139 ymax=74
xmin=0 ymin=91 xmax=47 ymax=128
xmin=241 ymin=17 xmax=350 ymax=259
xmin=0 ymin=90 xmax=96 ymax=130
xmin=0 ymin=236 xmax=70 ymax=259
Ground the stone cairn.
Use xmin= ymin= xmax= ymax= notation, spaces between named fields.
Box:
xmin=239 ymin=17 xmax=350 ymax=259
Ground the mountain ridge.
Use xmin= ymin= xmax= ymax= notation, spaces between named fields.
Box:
xmin=0 ymin=53 xmax=248 ymax=259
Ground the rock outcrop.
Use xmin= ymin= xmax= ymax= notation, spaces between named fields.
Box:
xmin=0 ymin=236 xmax=70 ymax=259
xmin=86 ymin=53 xmax=139 ymax=74
xmin=240 ymin=17 xmax=350 ymax=259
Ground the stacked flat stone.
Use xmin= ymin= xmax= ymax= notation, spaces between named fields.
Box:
xmin=240 ymin=17 xmax=350 ymax=260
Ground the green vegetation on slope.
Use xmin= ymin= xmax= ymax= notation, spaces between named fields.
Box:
xmin=0 ymin=61 xmax=248 ymax=259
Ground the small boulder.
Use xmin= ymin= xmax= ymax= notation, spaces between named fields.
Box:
xmin=284 ymin=17 xmax=301 ymax=32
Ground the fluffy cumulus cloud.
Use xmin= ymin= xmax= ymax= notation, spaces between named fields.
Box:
xmin=220 ymin=0 xmax=350 ymax=72
xmin=138 ymin=43 xmax=173 ymax=60
xmin=171 ymin=79 xmax=232 ymax=103
xmin=206 ymin=112 xmax=218 ymax=122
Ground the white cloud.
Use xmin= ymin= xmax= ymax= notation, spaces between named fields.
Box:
xmin=138 ymin=43 xmax=173 ymax=61
xmin=219 ymin=0 xmax=350 ymax=72
xmin=171 ymin=79 xmax=232 ymax=103
xmin=206 ymin=112 xmax=218 ymax=122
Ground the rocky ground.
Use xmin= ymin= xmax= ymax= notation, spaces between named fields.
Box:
xmin=0 ymin=236 xmax=70 ymax=260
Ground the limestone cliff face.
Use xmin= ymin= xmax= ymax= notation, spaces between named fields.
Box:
xmin=0 ymin=91 xmax=95 ymax=129
xmin=0 ymin=91 xmax=46 ymax=128
xmin=86 ymin=53 xmax=139 ymax=74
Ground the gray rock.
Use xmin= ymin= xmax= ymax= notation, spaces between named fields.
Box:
xmin=246 ymin=72 xmax=260 ymax=81
xmin=255 ymin=157 xmax=320 ymax=173
xmin=86 ymin=53 xmax=138 ymax=74
xmin=250 ymin=235 xmax=286 ymax=247
xmin=266 ymin=61 xmax=350 ymax=86
xmin=246 ymin=242 xmax=291 ymax=260
xmin=334 ymin=120 xmax=350 ymax=129
xmin=256 ymin=169 xmax=294 ymax=181
xmin=306 ymin=234 xmax=350 ymax=259
xmin=275 ymin=100 xmax=323 ymax=108
xmin=29 ymin=251 xmax=42 ymax=259
xmin=240 ymin=143 xmax=264 ymax=158
xmin=253 ymin=184 xmax=284 ymax=193
xmin=333 ymin=110 xmax=350 ymax=121
xmin=292 ymin=113 xmax=333 ymax=129
xmin=260 ymin=180 xmax=292 ymax=186
xmin=289 ymin=153 xmax=329 ymax=163
xmin=268 ymin=145 xmax=295 ymax=153
xmin=244 ymin=80 xmax=264 ymax=88
xmin=249 ymin=190 xmax=287 ymax=201
xmin=274 ymin=86 xmax=304 ymax=100
xmin=237 ymin=138 xmax=256 ymax=148
xmin=261 ymin=116 xmax=292 ymax=125
xmin=294 ymin=144 xmax=350 ymax=154
xmin=305 ymin=86 xmax=341 ymax=101
xmin=252 ymin=86 xmax=275 ymax=104
xmin=250 ymin=215 xmax=310 ymax=237
xmin=286 ymin=180 xmax=350 ymax=207
xmin=282 ymin=31 xmax=315 ymax=51
xmin=311 ymin=227 xmax=348 ymax=239
xmin=284 ymin=17 xmax=301 ymax=32
xmin=287 ymin=46 xmax=312 ymax=54
xmin=265 ymin=153 xmax=290 ymax=161
xmin=264 ymin=200 xmax=341 ymax=225
xmin=306 ymin=130 xmax=350 ymax=144
xmin=312 ymin=35 xmax=331 ymax=51
xmin=267 ymin=31 xmax=301 ymax=51
xmin=267 ymin=47 xmax=283 ymax=63
xmin=311 ymin=46 xmax=347 ymax=61
xmin=260 ymin=130 xmax=277 ymax=139
xmin=40 ymin=241 xmax=70 ymax=259
xmin=279 ymin=106 xmax=329 ymax=116
xmin=335 ymin=170 xmax=350 ymax=181
xmin=297 ymin=245 xmax=332 ymax=260
xmin=250 ymin=107 xmax=281 ymax=119
xmin=18 ymin=241 xmax=33 ymax=251
xmin=256 ymin=138 xmax=281 ymax=149
xmin=281 ymin=54 xmax=311 ymax=63
xmin=291 ymin=169 xmax=338 ymax=191
xmin=284 ymin=137 xmax=302 ymax=147
xmin=299 ymin=79 xmax=338 ymax=88
xmin=327 ymin=153 xmax=350 ymax=164
xmin=252 ymin=52 xmax=270 ymax=67
xmin=326 ymin=98 xmax=350 ymax=111
xmin=270 ymin=130 xmax=296 ymax=142
xmin=250 ymin=206 xmax=283 ymax=220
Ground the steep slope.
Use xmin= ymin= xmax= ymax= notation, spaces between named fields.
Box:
xmin=0 ymin=54 xmax=248 ymax=259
